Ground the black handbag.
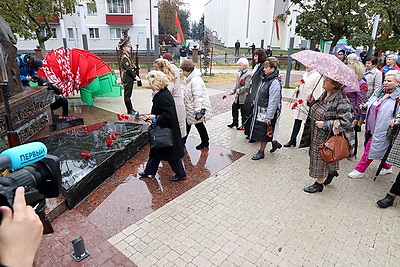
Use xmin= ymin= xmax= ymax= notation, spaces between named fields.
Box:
xmin=148 ymin=124 xmax=174 ymax=149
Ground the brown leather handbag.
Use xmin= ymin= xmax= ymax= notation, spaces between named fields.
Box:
xmin=319 ymin=133 xmax=350 ymax=163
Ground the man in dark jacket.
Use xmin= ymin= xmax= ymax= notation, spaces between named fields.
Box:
xmin=234 ymin=40 xmax=240 ymax=56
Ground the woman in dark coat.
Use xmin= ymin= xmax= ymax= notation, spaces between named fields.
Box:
xmin=249 ymin=57 xmax=282 ymax=160
xmin=243 ymin=49 xmax=267 ymax=139
xmin=139 ymin=70 xmax=186 ymax=182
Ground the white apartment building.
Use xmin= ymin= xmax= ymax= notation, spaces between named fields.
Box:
xmin=204 ymin=0 xmax=303 ymax=50
xmin=16 ymin=0 xmax=156 ymax=52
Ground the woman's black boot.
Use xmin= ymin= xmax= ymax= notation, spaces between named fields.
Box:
xmin=323 ymin=170 xmax=339 ymax=185
xmin=284 ymin=140 xmax=296 ymax=147
xmin=304 ymin=182 xmax=323 ymax=193
xmin=377 ymin=194 xmax=395 ymax=208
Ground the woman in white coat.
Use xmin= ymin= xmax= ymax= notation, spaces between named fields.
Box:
xmin=180 ymin=59 xmax=212 ymax=150
xmin=284 ymin=67 xmax=323 ymax=147
xmin=153 ymin=58 xmax=186 ymax=138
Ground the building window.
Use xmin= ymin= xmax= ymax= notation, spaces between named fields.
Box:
xmin=110 ymin=28 xmax=122 ymax=39
xmin=107 ymin=0 xmax=130 ymax=14
xmin=87 ymin=3 xmax=97 ymax=15
xmin=89 ymin=28 xmax=99 ymax=39
xmin=67 ymin=28 xmax=78 ymax=40
xmin=45 ymin=28 xmax=57 ymax=39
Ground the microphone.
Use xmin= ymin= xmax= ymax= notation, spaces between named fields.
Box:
xmin=0 ymin=142 xmax=47 ymax=170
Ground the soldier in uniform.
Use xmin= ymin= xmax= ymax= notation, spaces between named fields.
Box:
xmin=118 ymin=33 xmax=141 ymax=115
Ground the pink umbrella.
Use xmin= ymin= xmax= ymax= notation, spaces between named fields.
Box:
xmin=291 ymin=50 xmax=359 ymax=90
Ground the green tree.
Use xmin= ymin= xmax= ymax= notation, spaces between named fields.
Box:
xmin=0 ymin=0 xmax=77 ymax=54
xmin=285 ymin=0 xmax=370 ymax=51
xmin=178 ymin=9 xmax=190 ymax=38
xmin=366 ymin=1 xmax=400 ymax=52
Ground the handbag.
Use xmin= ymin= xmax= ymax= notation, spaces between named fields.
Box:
xmin=148 ymin=124 xmax=174 ymax=149
xmin=319 ymin=132 xmax=350 ymax=163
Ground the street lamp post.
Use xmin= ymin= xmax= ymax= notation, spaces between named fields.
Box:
xmin=284 ymin=10 xmax=298 ymax=88
xmin=78 ymin=4 xmax=88 ymax=50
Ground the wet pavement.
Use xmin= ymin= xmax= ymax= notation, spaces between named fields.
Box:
xmin=31 ymin=68 xmax=400 ymax=266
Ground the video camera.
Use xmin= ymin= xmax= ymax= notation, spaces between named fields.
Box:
xmin=0 ymin=144 xmax=62 ymax=234
xmin=33 ymin=77 xmax=63 ymax=95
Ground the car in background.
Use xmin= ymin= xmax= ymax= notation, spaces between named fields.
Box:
xmin=187 ymin=41 xmax=200 ymax=55
xmin=159 ymin=34 xmax=178 ymax=47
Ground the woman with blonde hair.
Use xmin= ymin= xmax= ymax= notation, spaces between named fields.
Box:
xmin=345 ymin=61 xmax=367 ymax=155
xmin=381 ymin=54 xmax=400 ymax=75
xmin=348 ymin=70 xmax=400 ymax=179
xmin=153 ymin=58 xmax=186 ymax=139
xmin=140 ymin=70 xmax=186 ymax=182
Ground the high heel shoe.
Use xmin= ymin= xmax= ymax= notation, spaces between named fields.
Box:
xmin=323 ymin=170 xmax=339 ymax=185
xmin=283 ymin=140 xmax=296 ymax=147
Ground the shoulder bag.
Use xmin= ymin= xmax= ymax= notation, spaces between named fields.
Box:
xmin=148 ymin=124 xmax=174 ymax=149
xmin=319 ymin=123 xmax=350 ymax=163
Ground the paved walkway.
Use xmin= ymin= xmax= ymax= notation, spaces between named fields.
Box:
xmin=100 ymin=86 xmax=400 ymax=266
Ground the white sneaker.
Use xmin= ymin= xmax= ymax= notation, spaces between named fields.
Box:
xmin=379 ymin=167 xmax=393 ymax=176
xmin=348 ymin=169 xmax=365 ymax=179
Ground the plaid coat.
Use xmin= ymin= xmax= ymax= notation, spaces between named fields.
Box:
xmin=299 ymin=90 xmax=355 ymax=179
xmin=387 ymin=114 xmax=400 ymax=168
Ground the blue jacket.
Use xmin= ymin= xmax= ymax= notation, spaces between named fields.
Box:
xmin=17 ymin=54 xmax=37 ymax=86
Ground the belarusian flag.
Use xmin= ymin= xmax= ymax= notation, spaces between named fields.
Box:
xmin=175 ymin=11 xmax=185 ymax=46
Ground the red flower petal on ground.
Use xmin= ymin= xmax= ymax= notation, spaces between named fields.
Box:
xmin=291 ymin=103 xmax=298 ymax=110
xmin=222 ymin=95 xmax=227 ymax=100
xmin=300 ymin=79 xmax=305 ymax=83
xmin=298 ymin=99 xmax=304 ymax=104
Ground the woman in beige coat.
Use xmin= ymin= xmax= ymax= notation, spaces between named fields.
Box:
xmin=284 ymin=67 xmax=323 ymax=147
xmin=153 ymin=58 xmax=186 ymax=138
xmin=180 ymin=59 xmax=212 ymax=150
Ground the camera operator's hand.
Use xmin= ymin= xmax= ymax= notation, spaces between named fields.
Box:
xmin=0 ymin=187 xmax=43 ymax=267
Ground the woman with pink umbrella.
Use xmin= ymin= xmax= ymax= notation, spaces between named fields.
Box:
xmin=292 ymin=50 xmax=357 ymax=192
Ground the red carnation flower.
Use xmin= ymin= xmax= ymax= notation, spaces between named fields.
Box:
xmin=298 ymin=99 xmax=304 ymax=104
xmin=80 ymin=152 xmax=91 ymax=158
xmin=111 ymin=134 xmax=117 ymax=140
xmin=106 ymin=140 xmax=113 ymax=147
xmin=222 ymin=95 xmax=227 ymax=100
xmin=361 ymin=84 xmax=368 ymax=92
xmin=123 ymin=115 xmax=130 ymax=120
xmin=300 ymin=79 xmax=305 ymax=83
xmin=239 ymin=80 xmax=245 ymax=85
xmin=397 ymin=99 xmax=400 ymax=102
xmin=117 ymin=114 xmax=123 ymax=121
xmin=291 ymin=103 xmax=298 ymax=110
xmin=115 ymin=132 xmax=121 ymax=135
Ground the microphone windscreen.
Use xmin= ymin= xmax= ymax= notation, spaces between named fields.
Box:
xmin=0 ymin=142 xmax=47 ymax=170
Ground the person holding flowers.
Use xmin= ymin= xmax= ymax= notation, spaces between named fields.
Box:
xmin=139 ymin=70 xmax=186 ymax=182
xmin=249 ymin=57 xmax=282 ymax=160
xmin=227 ymin=58 xmax=251 ymax=129
xmin=348 ymin=70 xmax=400 ymax=179
xmin=284 ymin=67 xmax=323 ymax=147
xmin=300 ymin=76 xmax=355 ymax=193
xmin=153 ymin=58 xmax=186 ymax=139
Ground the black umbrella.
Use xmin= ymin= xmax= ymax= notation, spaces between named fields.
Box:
xmin=374 ymin=125 xmax=399 ymax=181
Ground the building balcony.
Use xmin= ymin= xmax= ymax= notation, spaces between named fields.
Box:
xmin=106 ymin=14 xmax=133 ymax=25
